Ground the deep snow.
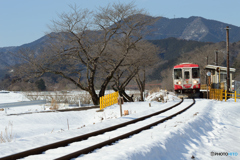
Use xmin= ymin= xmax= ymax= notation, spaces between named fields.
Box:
xmin=0 ymin=91 xmax=239 ymax=160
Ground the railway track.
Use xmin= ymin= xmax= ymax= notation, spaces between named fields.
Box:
xmin=0 ymin=98 xmax=195 ymax=160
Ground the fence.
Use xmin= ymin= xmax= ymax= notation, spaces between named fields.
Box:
xmin=100 ymin=91 xmax=119 ymax=110
xmin=209 ymin=89 xmax=240 ymax=102
xmin=24 ymin=91 xmax=92 ymax=105
xmin=235 ymin=80 xmax=240 ymax=95
xmin=200 ymin=84 xmax=210 ymax=90
xmin=201 ymin=82 xmax=225 ymax=90
xmin=209 ymin=89 xmax=223 ymax=101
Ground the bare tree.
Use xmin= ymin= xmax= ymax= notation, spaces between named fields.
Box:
xmin=134 ymin=42 xmax=159 ymax=101
xmin=13 ymin=2 xmax=158 ymax=105
xmin=110 ymin=41 xmax=160 ymax=101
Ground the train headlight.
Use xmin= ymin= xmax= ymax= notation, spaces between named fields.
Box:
xmin=193 ymin=80 xmax=198 ymax=84
xmin=177 ymin=81 xmax=181 ymax=85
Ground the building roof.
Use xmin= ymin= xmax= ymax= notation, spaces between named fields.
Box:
xmin=204 ymin=65 xmax=236 ymax=72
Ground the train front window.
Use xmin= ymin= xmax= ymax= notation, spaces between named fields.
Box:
xmin=184 ymin=71 xmax=190 ymax=79
xmin=192 ymin=68 xmax=200 ymax=78
xmin=174 ymin=69 xmax=182 ymax=79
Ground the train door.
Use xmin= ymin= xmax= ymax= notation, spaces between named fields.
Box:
xmin=183 ymin=68 xmax=191 ymax=86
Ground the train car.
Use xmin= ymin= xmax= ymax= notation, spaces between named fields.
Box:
xmin=173 ymin=63 xmax=200 ymax=97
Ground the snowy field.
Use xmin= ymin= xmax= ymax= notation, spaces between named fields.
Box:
xmin=0 ymin=91 xmax=239 ymax=159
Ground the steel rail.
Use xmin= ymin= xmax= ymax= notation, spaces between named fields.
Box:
xmin=0 ymin=99 xmax=183 ymax=160
xmin=55 ymin=98 xmax=195 ymax=160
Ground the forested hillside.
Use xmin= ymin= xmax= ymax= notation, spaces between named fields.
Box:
xmin=148 ymin=38 xmax=212 ymax=81
xmin=150 ymin=40 xmax=240 ymax=91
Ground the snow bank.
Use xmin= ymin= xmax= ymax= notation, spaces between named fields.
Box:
xmin=0 ymin=91 xmax=239 ymax=160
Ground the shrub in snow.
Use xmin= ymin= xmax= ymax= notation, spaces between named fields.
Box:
xmin=0 ymin=121 xmax=14 ymax=143
xmin=159 ymin=95 xmax=164 ymax=102
xmin=50 ymin=99 xmax=59 ymax=110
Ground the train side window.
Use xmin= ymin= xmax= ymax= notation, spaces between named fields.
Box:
xmin=192 ymin=68 xmax=200 ymax=78
xmin=174 ymin=69 xmax=182 ymax=79
xmin=184 ymin=71 xmax=190 ymax=79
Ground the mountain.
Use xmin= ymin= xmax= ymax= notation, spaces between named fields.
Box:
xmin=0 ymin=32 xmax=58 ymax=79
xmin=146 ymin=16 xmax=240 ymax=43
xmin=0 ymin=16 xmax=240 ymax=83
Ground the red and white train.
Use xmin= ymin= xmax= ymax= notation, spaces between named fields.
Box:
xmin=173 ymin=63 xmax=201 ymax=97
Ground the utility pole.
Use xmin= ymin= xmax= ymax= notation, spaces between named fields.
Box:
xmin=225 ymin=26 xmax=231 ymax=92
xmin=215 ymin=49 xmax=218 ymax=66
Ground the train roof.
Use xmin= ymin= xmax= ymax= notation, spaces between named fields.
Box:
xmin=174 ymin=63 xmax=199 ymax=68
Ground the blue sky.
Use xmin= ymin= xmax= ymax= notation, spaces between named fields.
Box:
xmin=0 ymin=0 xmax=239 ymax=47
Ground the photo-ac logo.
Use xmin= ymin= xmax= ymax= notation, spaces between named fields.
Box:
xmin=211 ymin=151 xmax=238 ymax=156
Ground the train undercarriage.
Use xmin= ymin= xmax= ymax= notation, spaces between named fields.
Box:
xmin=175 ymin=89 xmax=201 ymax=98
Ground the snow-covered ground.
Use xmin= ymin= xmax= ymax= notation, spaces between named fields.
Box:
xmin=0 ymin=91 xmax=239 ymax=160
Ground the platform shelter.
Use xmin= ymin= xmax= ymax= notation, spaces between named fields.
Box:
xmin=204 ymin=65 xmax=236 ymax=91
